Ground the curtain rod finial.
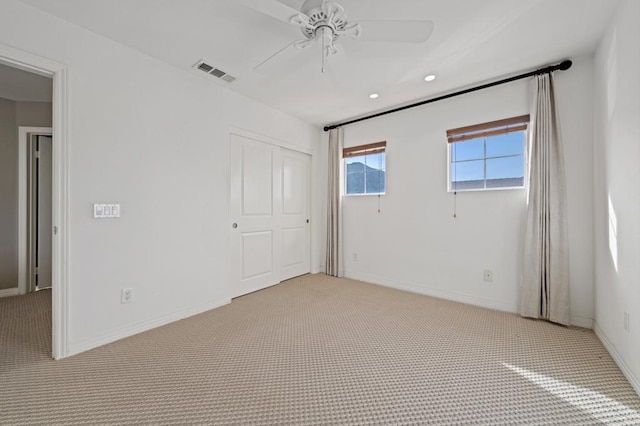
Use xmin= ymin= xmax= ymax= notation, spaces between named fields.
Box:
xmin=323 ymin=126 xmax=331 ymax=132
xmin=558 ymin=59 xmax=572 ymax=71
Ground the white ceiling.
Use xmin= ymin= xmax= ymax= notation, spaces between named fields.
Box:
xmin=17 ymin=0 xmax=619 ymax=126
xmin=0 ymin=62 xmax=52 ymax=102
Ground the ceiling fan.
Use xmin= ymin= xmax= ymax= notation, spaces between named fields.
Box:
xmin=239 ymin=0 xmax=435 ymax=73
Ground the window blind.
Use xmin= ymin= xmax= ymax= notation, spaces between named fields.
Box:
xmin=342 ymin=141 xmax=386 ymax=158
xmin=447 ymin=115 xmax=530 ymax=143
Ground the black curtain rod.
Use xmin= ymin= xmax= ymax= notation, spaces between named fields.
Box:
xmin=323 ymin=59 xmax=573 ymax=132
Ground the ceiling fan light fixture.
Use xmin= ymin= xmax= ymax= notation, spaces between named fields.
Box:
xmin=322 ymin=1 xmax=345 ymax=22
xmin=326 ymin=42 xmax=339 ymax=56
xmin=293 ymin=39 xmax=313 ymax=50
xmin=290 ymin=13 xmax=312 ymax=29
xmin=424 ymin=74 xmax=437 ymax=82
xmin=337 ymin=22 xmax=361 ymax=39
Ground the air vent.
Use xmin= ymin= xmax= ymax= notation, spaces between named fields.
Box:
xmin=193 ymin=60 xmax=236 ymax=83
xmin=210 ymin=68 xmax=225 ymax=78
xmin=197 ymin=62 xmax=213 ymax=73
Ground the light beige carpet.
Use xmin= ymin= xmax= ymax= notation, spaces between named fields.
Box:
xmin=1 ymin=274 xmax=639 ymax=425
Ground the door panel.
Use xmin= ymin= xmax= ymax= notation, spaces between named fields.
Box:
xmin=282 ymin=156 xmax=304 ymax=215
xmin=230 ymin=134 xmax=281 ymax=298
xmin=242 ymin=145 xmax=273 ymax=216
xmin=230 ymin=135 xmax=310 ymax=297
xmin=36 ymin=136 xmax=52 ymax=289
xmin=241 ymin=231 xmax=274 ymax=279
xmin=282 ymin=227 xmax=305 ymax=268
xmin=280 ymin=149 xmax=310 ymax=281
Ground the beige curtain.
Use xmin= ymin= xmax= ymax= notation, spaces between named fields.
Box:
xmin=326 ymin=128 xmax=344 ymax=277
xmin=520 ymin=73 xmax=570 ymax=325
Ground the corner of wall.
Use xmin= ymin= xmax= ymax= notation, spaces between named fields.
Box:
xmin=594 ymin=322 xmax=640 ymax=396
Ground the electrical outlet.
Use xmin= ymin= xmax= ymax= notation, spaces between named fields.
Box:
xmin=623 ymin=312 xmax=630 ymax=332
xmin=353 ymin=253 xmax=358 ymax=261
xmin=121 ymin=288 xmax=134 ymax=304
xmin=483 ymin=269 xmax=494 ymax=282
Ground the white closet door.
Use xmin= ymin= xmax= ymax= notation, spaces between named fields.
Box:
xmin=280 ymin=149 xmax=310 ymax=281
xmin=230 ymin=135 xmax=312 ymax=298
xmin=230 ymin=134 xmax=282 ymax=298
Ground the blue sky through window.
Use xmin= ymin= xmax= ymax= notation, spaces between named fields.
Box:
xmin=452 ymin=138 xmax=484 ymax=161
xmin=450 ymin=131 xmax=525 ymax=189
xmin=486 ymin=133 xmax=525 ymax=157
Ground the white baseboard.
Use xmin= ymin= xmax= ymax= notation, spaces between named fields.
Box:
xmin=346 ymin=272 xmax=593 ymax=329
xmin=346 ymin=271 xmax=518 ymax=314
xmin=0 ymin=287 xmax=19 ymax=298
xmin=594 ymin=322 xmax=640 ymax=396
xmin=570 ymin=316 xmax=593 ymax=329
xmin=68 ymin=297 xmax=230 ymax=357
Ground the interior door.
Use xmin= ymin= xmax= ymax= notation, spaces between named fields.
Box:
xmin=280 ymin=149 xmax=311 ymax=281
xmin=36 ymin=135 xmax=52 ymax=290
xmin=230 ymin=134 xmax=282 ymax=298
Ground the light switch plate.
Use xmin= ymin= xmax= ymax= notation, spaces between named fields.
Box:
xmin=93 ymin=204 xmax=104 ymax=218
xmin=94 ymin=203 xmax=121 ymax=218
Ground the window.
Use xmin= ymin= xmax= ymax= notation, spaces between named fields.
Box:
xmin=343 ymin=141 xmax=386 ymax=195
xmin=447 ymin=115 xmax=529 ymax=191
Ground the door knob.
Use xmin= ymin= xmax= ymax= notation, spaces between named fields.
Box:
xmin=232 ymin=223 xmax=238 ymax=229
xmin=306 ymin=219 xmax=310 ymax=223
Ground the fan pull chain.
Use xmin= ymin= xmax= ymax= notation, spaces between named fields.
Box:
xmin=321 ymin=34 xmax=326 ymax=73
xmin=453 ymin=191 xmax=457 ymax=218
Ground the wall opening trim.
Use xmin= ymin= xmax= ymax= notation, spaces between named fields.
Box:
xmin=0 ymin=43 xmax=70 ymax=360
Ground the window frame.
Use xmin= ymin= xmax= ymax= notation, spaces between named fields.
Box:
xmin=446 ymin=115 xmax=529 ymax=192
xmin=343 ymin=141 xmax=387 ymax=196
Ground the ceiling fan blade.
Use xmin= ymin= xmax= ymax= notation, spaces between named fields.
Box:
xmin=357 ymin=20 xmax=434 ymax=43
xmin=236 ymin=0 xmax=300 ymax=25
xmin=253 ymin=39 xmax=313 ymax=74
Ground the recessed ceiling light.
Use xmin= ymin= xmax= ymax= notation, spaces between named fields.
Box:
xmin=424 ymin=74 xmax=437 ymax=82
xmin=369 ymin=93 xmax=379 ymax=99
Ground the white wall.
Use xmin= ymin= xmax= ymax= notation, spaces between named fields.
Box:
xmin=314 ymin=134 xmax=328 ymax=273
xmin=16 ymin=100 xmax=52 ymax=127
xmin=0 ymin=0 xmax=322 ymax=355
xmin=593 ymin=0 xmax=640 ymax=393
xmin=341 ymin=56 xmax=595 ymax=327
xmin=0 ymin=97 xmax=18 ymax=290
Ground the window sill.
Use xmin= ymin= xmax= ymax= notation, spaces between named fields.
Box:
xmin=447 ymin=186 xmax=525 ymax=193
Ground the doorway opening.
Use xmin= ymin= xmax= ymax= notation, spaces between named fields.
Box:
xmin=0 ymin=43 xmax=69 ymax=359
